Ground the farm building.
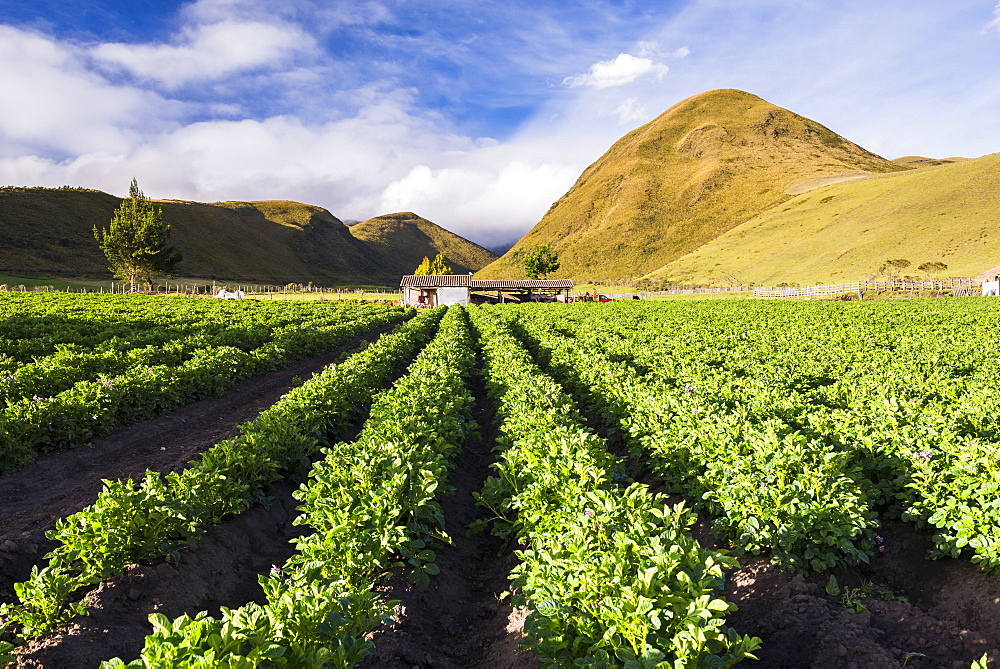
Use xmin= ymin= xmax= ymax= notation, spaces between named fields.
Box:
xmin=400 ymin=275 xmax=574 ymax=307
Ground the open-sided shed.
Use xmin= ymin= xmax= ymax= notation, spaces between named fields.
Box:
xmin=400 ymin=275 xmax=574 ymax=307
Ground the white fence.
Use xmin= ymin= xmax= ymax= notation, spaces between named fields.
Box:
xmin=753 ymin=278 xmax=977 ymax=299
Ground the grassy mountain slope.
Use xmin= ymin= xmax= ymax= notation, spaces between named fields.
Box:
xmin=647 ymin=152 xmax=1000 ymax=286
xmin=0 ymin=188 xmax=377 ymax=284
xmin=348 ymin=212 xmax=497 ymax=276
xmin=477 ymin=89 xmax=906 ymax=283
xmin=0 ymin=189 xmax=491 ymax=285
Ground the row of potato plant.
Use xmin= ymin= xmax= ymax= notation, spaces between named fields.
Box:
xmin=0 ymin=335 xmax=221 ymax=408
xmin=507 ymin=307 xmax=876 ymax=573
xmin=0 ymin=304 xmax=406 ymax=473
xmin=0 ymin=294 xmax=393 ymax=401
xmin=521 ymin=300 xmax=1000 ymax=574
xmin=467 ymin=306 xmax=760 ymax=668
xmin=101 ymin=305 xmax=478 ymax=667
xmin=0 ymin=293 xmax=343 ymax=362
xmin=567 ymin=300 xmax=1000 ymax=574
xmin=0 ymin=309 xmax=442 ymax=647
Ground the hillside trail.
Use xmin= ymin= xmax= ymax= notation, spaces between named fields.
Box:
xmin=0 ymin=320 xmax=398 ymax=601
xmin=359 ymin=368 xmax=539 ymax=668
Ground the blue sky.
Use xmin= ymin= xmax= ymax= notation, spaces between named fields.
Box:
xmin=1 ymin=0 xmax=999 ymax=247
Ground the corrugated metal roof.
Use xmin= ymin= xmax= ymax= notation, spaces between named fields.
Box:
xmin=400 ymin=276 xmax=574 ymax=289
xmin=472 ymin=279 xmax=574 ymax=289
xmin=400 ymin=275 xmax=472 ymax=287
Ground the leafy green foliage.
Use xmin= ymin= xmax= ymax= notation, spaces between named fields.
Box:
xmin=0 ymin=295 xmax=408 ymax=473
xmin=468 ymin=307 xmax=759 ymax=666
xmin=103 ymin=306 xmax=478 ymax=666
xmin=509 ymin=308 xmax=876 ymax=572
xmin=93 ymin=179 xmax=181 ymax=291
xmin=522 ymin=244 xmax=560 ymax=280
xmin=507 ymin=299 xmax=1000 ymax=576
xmin=1 ymin=308 xmax=440 ymax=641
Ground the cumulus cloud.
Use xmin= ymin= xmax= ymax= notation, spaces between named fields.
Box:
xmin=0 ymin=62 xmax=583 ymax=248
xmin=378 ymin=158 xmax=580 ymax=248
xmin=91 ymin=20 xmax=314 ymax=88
xmin=0 ymin=26 xmax=181 ymax=158
xmin=563 ymin=52 xmax=669 ymax=89
xmin=672 ymin=46 xmax=691 ymax=58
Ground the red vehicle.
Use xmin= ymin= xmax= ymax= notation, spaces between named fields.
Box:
xmin=598 ymin=294 xmax=613 ymax=302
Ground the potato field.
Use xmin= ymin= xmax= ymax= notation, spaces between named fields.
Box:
xmin=1 ymin=293 xmax=998 ymax=668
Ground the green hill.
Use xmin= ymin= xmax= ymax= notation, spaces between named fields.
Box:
xmin=644 ymin=152 xmax=1000 ymax=286
xmin=0 ymin=188 xmax=492 ymax=286
xmin=477 ymin=89 xmax=906 ymax=283
xmin=348 ymin=212 xmax=497 ymax=277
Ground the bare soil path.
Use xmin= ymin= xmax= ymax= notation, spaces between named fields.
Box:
xmin=360 ymin=369 xmax=539 ymax=669
xmin=690 ymin=512 xmax=999 ymax=667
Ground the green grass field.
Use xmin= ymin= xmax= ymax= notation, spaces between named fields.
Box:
xmin=247 ymin=291 xmax=400 ymax=301
xmin=0 ymin=275 xmax=107 ymax=291
xmin=649 ymin=152 xmax=1000 ymax=286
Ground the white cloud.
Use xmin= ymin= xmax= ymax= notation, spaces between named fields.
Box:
xmin=91 ymin=20 xmax=314 ymax=88
xmin=378 ymin=158 xmax=580 ymax=247
xmin=989 ymin=2 xmax=1000 ymax=31
xmin=614 ymin=97 xmax=647 ymax=123
xmin=562 ymin=53 xmax=669 ymax=89
xmin=0 ymin=26 xmax=181 ymax=157
xmin=672 ymin=46 xmax=691 ymax=58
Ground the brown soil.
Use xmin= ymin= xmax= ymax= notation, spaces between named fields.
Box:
xmin=11 ymin=470 xmax=310 ymax=667
xmin=360 ymin=369 xmax=539 ymax=669
xmin=690 ymin=518 xmax=1000 ymax=668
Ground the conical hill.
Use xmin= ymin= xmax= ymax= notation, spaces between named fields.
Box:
xmin=476 ymin=89 xmax=906 ymax=283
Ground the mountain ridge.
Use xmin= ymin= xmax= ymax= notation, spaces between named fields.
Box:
xmin=0 ymin=188 xmax=493 ymax=286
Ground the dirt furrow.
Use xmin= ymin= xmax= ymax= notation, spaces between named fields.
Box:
xmin=12 ymin=468 xmax=310 ymax=667
xmin=0 ymin=322 xmax=396 ymax=600
xmin=360 ymin=368 xmax=539 ymax=669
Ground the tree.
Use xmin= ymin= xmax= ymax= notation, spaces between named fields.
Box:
xmin=879 ymin=258 xmax=911 ymax=283
xmin=917 ymin=261 xmax=948 ymax=280
xmin=429 ymin=253 xmax=452 ymax=275
xmin=94 ymin=178 xmax=181 ymax=292
xmin=412 ymin=254 xmax=451 ymax=275
xmin=523 ymin=244 xmax=560 ymax=280
xmin=413 ymin=256 xmax=432 ymax=275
